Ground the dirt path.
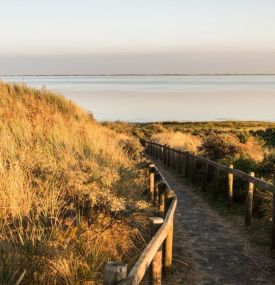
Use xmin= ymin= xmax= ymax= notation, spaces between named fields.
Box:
xmin=151 ymin=159 xmax=275 ymax=285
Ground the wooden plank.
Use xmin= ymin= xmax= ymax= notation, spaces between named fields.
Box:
xmin=120 ymin=198 xmax=177 ymax=285
xmin=149 ymin=164 xmax=155 ymax=201
xmin=245 ymin=172 xmax=255 ymax=226
xmin=150 ymin=217 xmax=164 ymax=285
xmin=228 ymin=164 xmax=234 ymax=209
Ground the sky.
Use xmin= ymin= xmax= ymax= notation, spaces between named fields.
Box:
xmin=1 ymin=0 xmax=275 ymax=74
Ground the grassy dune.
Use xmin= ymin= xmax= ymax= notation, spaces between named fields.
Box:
xmin=0 ymin=82 xmax=149 ymax=284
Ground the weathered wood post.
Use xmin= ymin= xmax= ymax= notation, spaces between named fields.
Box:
xmin=177 ymin=152 xmax=182 ymax=174
xmin=228 ymin=164 xmax=234 ymax=209
xmin=154 ymin=173 xmax=162 ymax=206
xmin=103 ymin=262 xmax=127 ymax=285
xmin=163 ymin=145 xmax=167 ymax=164
xmin=187 ymin=155 xmax=192 ymax=179
xmin=213 ymin=167 xmax=220 ymax=200
xmin=171 ymin=150 xmax=175 ymax=169
xmin=167 ymin=149 xmax=171 ymax=167
xmin=172 ymin=151 xmax=176 ymax=170
xmin=202 ymin=162 xmax=208 ymax=191
xmin=158 ymin=183 xmax=166 ymax=217
xmin=184 ymin=153 xmax=189 ymax=177
xmin=272 ymin=193 xmax=275 ymax=250
xmin=150 ymin=217 xmax=164 ymax=285
xmin=192 ymin=157 xmax=197 ymax=183
xmin=149 ymin=163 xmax=155 ymax=201
xmin=164 ymin=189 xmax=175 ymax=273
xmin=245 ymin=172 xmax=255 ymax=226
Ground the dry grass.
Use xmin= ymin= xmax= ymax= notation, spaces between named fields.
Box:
xmin=0 ymin=82 xmax=149 ymax=284
xmin=151 ymin=131 xmax=202 ymax=153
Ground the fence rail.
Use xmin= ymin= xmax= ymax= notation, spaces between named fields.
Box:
xmin=141 ymin=139 xmax=275 ymax=250
xmin=104 ymin=163 xmax=177 ymax=285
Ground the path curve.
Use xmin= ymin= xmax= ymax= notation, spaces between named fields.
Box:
xmin=152 ymin=159 xmax=275 ymax=285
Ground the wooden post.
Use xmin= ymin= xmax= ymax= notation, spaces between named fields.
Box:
xmin=272 ymin=193 xmax=275 ymax=250
xmin=187 ymin=155 xmax=191 ymax=179
xmin=202 ymin=163 xmax=208 ymax=192
xmin=245 ymin=172 xmax=255 ymax=226
xmin=149 ymin=163 xmax=155 ymax=201
xmin=228 ymin=164 xmax=234 ymax=209
xmin=213 ymin=167 xmax=220 ymax=200
xmin=164 ymin=190 xmax=175 ymax=273
xmin=163 ymin=145 xmax=166 ymax=164
xmin=150 ymin=217 xmax=164 ymax=285
xmin=167 ymin=149 xmax=171 ymax=167
xmin=157 ymin=145 xmax=160 ymax=160
xmin=154 ymin=173 xmax=162 ymax=206
xmin=171 ymin=150 xmax=174 ymax=169
xmin=174 ymin=151 xmax=178 ymax=171
xmin=172 ymin=151 xmax=176 ymax=170
xmin=192 ymin=157 xmax=197 ymax=183
xmin=103 ymin=261 xmax=127 ymax=285
xmin=184 ymin=154 xmax=189 ymax=177
xmin=158 ymin=183 xmax=166 ymax=217
xmin=177 ymin=152 xmax=182 ymax=174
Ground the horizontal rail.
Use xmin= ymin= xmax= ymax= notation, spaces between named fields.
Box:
xmin=122 ymin=195 xmax=177 ymax=285
xmin=104 ymin=163 xmax=177 ymax=285
xmin=142 ymin=139 xmax=275 ymax=194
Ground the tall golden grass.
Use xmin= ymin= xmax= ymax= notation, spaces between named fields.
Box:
xmin=0 ymin=82 xmax=148 ymax=284
xmin=151 ymin=130 xmax=202 ymax=153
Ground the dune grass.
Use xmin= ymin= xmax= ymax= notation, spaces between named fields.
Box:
xmin=0 ymin=82 xmax=149 ymax=284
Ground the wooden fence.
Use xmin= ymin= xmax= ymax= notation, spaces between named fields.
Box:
xmin=103 ymin=163 xmax=177 ymax=285
xmin=142 ymin=139 xmax=275 ymax=251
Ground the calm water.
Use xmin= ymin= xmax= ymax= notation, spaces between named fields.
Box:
xmin=1 ymin=75 xmax=275 ymax=122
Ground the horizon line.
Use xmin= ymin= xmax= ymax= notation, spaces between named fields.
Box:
xmin=1 ymin=73 xmax=275 ymax=77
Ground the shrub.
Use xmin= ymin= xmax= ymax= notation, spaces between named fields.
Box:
xmin=151 ymin=131 xmax=202 ymax=153
xmin=199 ymin=134 xmax=241 ymax=160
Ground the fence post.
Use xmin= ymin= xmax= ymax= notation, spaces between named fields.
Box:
xmin=184 ymin=154 xmax=189 ymax=177
xmin=192 ymin=157 xmax=197 ymax=183
xmin=150 ymin=217 xmax=164 ymax=285
xmin=149 ymin=163 xmax=155 ymax=201
xmin=213 ymin=167 xmax=220 ymax=200
xmin=177 ymin=152 xmax=182 ymax=174
xmin=245 ymin=172 xmax=255 ymax=226
xmin=158 ymin=183 xmax=166 ymax=217
xmin=163 ymin=145 xmax=166 ymax=164
xmin=272 ymin=193 xmax=275 ymax=250
xmin=103 ymin=262 xmax=127 ymax=285
xmin=228 ymin=164 xmax=234 ymax=209
xmin=154 ymin=173 xmax=162 ymax=206
xmin=164 ymin=190 xmax=175 ymax=273
xmin=202 ymin=162 xmax=208 ymax=192
xmin=167 ymin=149 xmax=171 ymax=167
xmin=187 ymin=155 xmax=192 ymax=179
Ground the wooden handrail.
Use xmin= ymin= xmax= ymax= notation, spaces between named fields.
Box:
xmin=142 ymin=138 xmax=275 ymax=251
xmin=120 ymin=197 xmax=177 ymax=285
xmin=104 ymin=163 xmax=177 ymax=285
xmin=141 ymin=139 xmax=275 ymax=194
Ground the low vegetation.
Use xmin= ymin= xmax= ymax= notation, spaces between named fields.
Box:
xmin=0 ymin=82 xmax=149 ymax=284
xmin=123 ymin=121 xmax=274 ymax=248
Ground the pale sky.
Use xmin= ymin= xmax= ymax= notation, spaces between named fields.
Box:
xmin=1 ymin=0 xmax=275 ymax=74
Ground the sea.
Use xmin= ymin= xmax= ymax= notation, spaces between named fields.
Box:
xmin=1 ymin=75 xmax=275 ymax=122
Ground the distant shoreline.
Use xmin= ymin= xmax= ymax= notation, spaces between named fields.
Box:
xmin=1 ymin=74 xmax=275 ymax=77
